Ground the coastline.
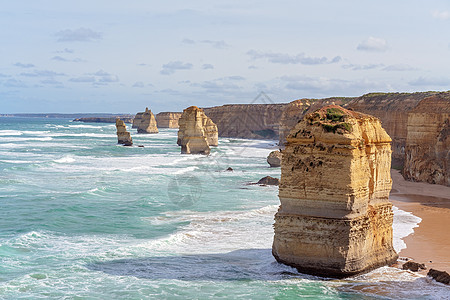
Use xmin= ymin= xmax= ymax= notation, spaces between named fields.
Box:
xmin=390 ymin=170 xmax=450 ymax=273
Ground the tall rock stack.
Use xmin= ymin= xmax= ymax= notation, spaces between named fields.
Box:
xmin=115 ymin=118 xmax=133 ymax=146
xmin=272 ymin=105 xmax=398 ymax=278
xmin=133 ymin=107 xmax=159 ymax=133
xmin=403 ymin=94 xmax=450 ymax=186
xmin=155 ymin=112 xmax=182 ymax=128
xmin=177 ymin=106 xmax=218 ymax=154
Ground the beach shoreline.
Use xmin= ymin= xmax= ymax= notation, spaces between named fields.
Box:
xmin=390 ymin=170 xmax=450 ymax=273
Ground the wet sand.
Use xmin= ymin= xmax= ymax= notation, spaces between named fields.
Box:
xmin=390 ymin=170 xmax=450 ymax=273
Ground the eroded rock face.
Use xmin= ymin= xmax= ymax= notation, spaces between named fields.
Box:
xmin=403 ymin=94 xmax=450 ymax=186
xmin=203 ymin=104 xmax=286 ymax=139
xmin=115 ymin=118 xmax=133 ymax=146
xmin=155 ymin=112 xmax=182 ymax=128
xmin=267 ymin=150 xmax=282 ymax=167
xmin=133 ymin=108 xmax=159 ymax=133
xmin=177 ymin=106 xmax=218 ymax=154
xmin=272 ymin=105 xmax=398 ymax=278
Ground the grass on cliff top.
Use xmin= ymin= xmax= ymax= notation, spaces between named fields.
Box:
xmin=325 ymin=108 xmax=345 ymax=122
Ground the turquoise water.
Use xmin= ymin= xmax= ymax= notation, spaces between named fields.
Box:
xmin=0 ymin=118 xmax=447 ymax=299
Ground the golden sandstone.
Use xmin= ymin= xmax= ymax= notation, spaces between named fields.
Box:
xmin=272 ymin=105 xmax=398 ymax=278
xmin=177 ymin=106 xmax=218 ymax=155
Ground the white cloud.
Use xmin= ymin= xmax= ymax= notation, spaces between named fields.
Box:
xmin=4 ymin=79 xmax=27 ymax=88
xmin=14 ymin=62 xmax=35 ymax=68
xmin=20 ymin=70 xmax=65 ymax=77
xmin=432 ymin=10 xmax=450 ymax=20
xmin=52 ymin=56 xmax=84 ymax=62
xmin=202 ymin=64 xmax=214 ymax=69
xmin=200 ymin=40 xmax=229 ymax=49
xmin=408 ymin=76 xmax=450 ymax=86
xmin=357 ymin=37 xmax=388 ymax=52
xmin=132 ymin=81 xmax=145 ymax=88
xmin=247 ymin=50 xmax=341 ymax=65
xmin=69 ymin=76 xmax=96 ymax=83
xmin=55 ymin=28 xmax=102 ymax=42
xmin=342 ymin=63 xmax=384 ymax=70
xmin=160 ymin=61 xmax=193 ymax=75
xmin=382 ymin=64 xmax=417 ymax=71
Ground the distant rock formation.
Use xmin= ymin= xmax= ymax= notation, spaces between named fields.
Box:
xmin=74 ymin=116 xmax=134 ymax=123
xmin=345 ymin=92 xmax=439 ymax=168
xmin=272 ymin=105 xmax=398 ymax=278
xmin=403 ymin=94 xmax=450 ymax=186
xmin=155 ymin=112 xmax=182 ymax=128
xmin=267 ymin=150 xmax=282 ymax=167
xmin=177 ymin=106 xmax=218 ymax=154
xmin=203 ymin=104 xmax=285 ymax=139
xmin=133 ymin=108 xmax=159 ymax=133
xmin=115 ymin=118 xmax=133 ymax=146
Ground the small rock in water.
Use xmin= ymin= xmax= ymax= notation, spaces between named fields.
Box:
xmin=427 ymin=268 xmax=450 ymax=285
xmin=138 ymin=145 xmax=144 ymax=148
xmin=226 ymin=167 xmax=233 ymax=171
xmin=402 ymin=261 xmax=426 ymax=272
xmin=257 ymin=176 xmax=280 ymax=186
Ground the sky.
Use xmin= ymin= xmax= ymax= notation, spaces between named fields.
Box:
xmin=1 ymin=0 xmax=450 ymax=113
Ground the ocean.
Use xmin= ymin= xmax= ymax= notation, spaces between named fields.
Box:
xmin=0 ymin=117 xmax=447 ymax=299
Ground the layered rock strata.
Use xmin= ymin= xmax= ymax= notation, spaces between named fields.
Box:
xmin=345 ymin=92 xmax=439 ymax=168
xmin=203 ymin=104 xmax=286 ymax=139
xmin=115 ymin=118 xmax=133 ymax=146
xmin=132 ymin=108 xmax=159 ymax=133
xmin=272 ymin=105 xmax=398 ymax=278
xmin=403 ymin=94 xmax=450 ymax=186
xmin=155 ymin=112 xmax=182 ymax=128
xmin=177 ymin=106 xmax=218 ymax=154
xmin=267 ymin=150 xmax=282 ymax=167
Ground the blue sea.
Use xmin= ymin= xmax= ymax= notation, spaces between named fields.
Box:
xmin=0 ymin=117 xmax=448 ymax=299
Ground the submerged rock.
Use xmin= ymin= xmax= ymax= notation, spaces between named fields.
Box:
xmin=257 ymin=176 xmax=280 ymax=186
xmin=272 ymin=105 xmax=398 ymax=278
xmin=177 ymin=106 xmax=218 ymax=155
xmin=133 ymin=107 xmax=159 ymax=134
xmin=267 ymin=150 xmax=282 ymax=167
xmin=427 ymin=269 xmax=450 ymax=285
xmin=402 ymin=261 xmax=426 ymax=272
xmin=115 ymin=118 xmax=133 ymax=146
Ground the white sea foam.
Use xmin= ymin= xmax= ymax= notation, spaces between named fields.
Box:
xmin=54 ymin=156 xmax=76 ymax=163
xmin=392 ymin=206 xmax=421 ymax=253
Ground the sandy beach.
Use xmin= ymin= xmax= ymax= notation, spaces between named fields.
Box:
xmin=390 ymin=170 xmax=450 ymax=273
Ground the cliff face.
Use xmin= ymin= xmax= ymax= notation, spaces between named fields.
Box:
xmin=155 ymin=112 xmax=182 ymax=128
xmin=203 ymin=104 xmax=286 ymax=139
xmin=272 ymin=105 xmax=397 ymax=278
xmin=345 ymin=92 xmax=439 ymax=168
xmin=115 ymin=119 xmax=133 ymax=146
xmin=403 ymin=94 xmax=450 ymax=186
xmin=133 ymin=108 xmax=159 ymax=134
xmin=279 ymin=97 xmax=354 ymax=147
xmin=177 ymin=106 xmax=218 ymax=154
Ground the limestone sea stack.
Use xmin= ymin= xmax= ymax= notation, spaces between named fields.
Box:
xmin=133 ymin=107 xmax=159 ymax=133
xmin=155 ymin=112 xmax=182 ymax=128
xmin=272 ymin=105 xmax=398 ymax=278
xmin=115 ymin=118 xmax=133 ymax=146
xmin=177 ymin=106 xmax=218 ymax=154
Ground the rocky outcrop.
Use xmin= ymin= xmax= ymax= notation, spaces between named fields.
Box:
xmin=132 ymin=108 xmax=159 ymax=133
xmin=177 ymin=106 xmax=218 ymax=154
xmin=203 ymin=104 xmax=286 ymax=139
xmin=272 ymin=105 xmax=398 ymax=278
xmin=402 ymin=261 xmax=426 ymax=272
xmin=345 ymin=92 xmax=439 ymax=168
xmin=427 ymin=269 xmax=450 ymax=285
xmin=403 ymin=94 xmax=450 ymax=186
xmin=279 ymin=98 xmax=354 ymax=147
xmin=155 ymin=112 xmax=182 ymax=128
xmin=267 ymin=150 xmax=282 ymax=167
xmin=115 ymin=118 xmax=133 ymax=146
xmin=257 ymin=176 xmax=280 ymax=185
